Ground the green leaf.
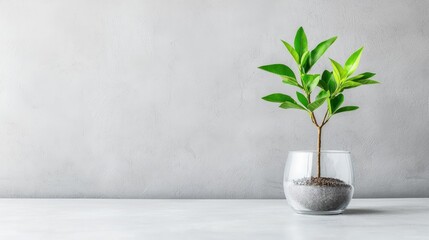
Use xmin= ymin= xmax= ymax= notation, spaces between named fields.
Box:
xmin=309 ymin=36 xmax=337 ymax=69
xmin=302 ymin=74 xmax=321 ymax=93
xmin=307 ymin=97 xmax=327 ymax=112
xmin=262 ymin=93 xmax=295 ymax=103
xmin=294 ymin=27 xmax=308 ymax=59
xmin=329 ymin=94 xmax=344 ymax=114
xmin=318 ymin=70 xmax=332 ymax=91
xmin=342 ymin=81 xmax=362 ymax=89
xmin=279 ymin=101 xmax=306 ymax=111
xmin=281 ymin=76 xmax=301 ymax=88
xmin=344 ymin=47 xmax=363 ymax=76
xmin=301 ymin=51 xmax=311 ymax=73
xmin=259 ymin=64 xmax=296 ymax=79
xmin=300 ymin=51 xmax=310 ymax=66
xmin=281 ymin=40 xmax=299 ymax=64
xmin=296 ymin=92 xmax=308 ymax=107
xmin=347 ymin=72 xmax=376 ymax=82
xmin=330 ymin=59 xmax=347 ymax=83
xmin=316 ymin=90 xmax=329 ymax=100
xmin=328 ymin=77 xmax=337 ymax=95
xmin=352 ymin=79 xmax=379 ymax=85
xmin=335 ymin=106 xmax=359 ymax=114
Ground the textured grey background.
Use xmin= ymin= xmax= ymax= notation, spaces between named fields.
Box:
xmin=0 ymin=0 xmax=428 ymax=198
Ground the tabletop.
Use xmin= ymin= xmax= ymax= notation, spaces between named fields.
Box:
xmin=0 ymin=198 xmax=427 ymax=239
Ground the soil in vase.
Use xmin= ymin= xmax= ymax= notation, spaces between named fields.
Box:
xmin=285 ymin=177 xmax=353 ymax=212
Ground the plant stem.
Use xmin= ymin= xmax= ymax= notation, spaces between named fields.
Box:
xmin=306 ymin=94 xmax=319 ymax=127
xmin=301 ymin=77 xmax=324 ymax=178
xmin=317 ymin=126 xmax=322 ymax=178
xmin=321 ymin=110 xmax=328 ymax=127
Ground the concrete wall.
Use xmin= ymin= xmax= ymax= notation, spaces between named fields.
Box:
xmin=0 ymin=0 xmax=428 ymax=198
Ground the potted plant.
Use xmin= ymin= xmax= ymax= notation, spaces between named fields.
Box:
xmin=259 ymin=27 xmax=378 ymax=215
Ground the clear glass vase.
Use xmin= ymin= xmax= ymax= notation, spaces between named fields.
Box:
xmin=284 ymin=150 xmax=354 ymax=215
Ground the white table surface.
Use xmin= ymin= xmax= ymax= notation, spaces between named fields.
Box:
xmin=0 ymin=198 xmax=428 ymax=240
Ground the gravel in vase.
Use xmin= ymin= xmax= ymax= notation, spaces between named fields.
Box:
xmin=285 ymin=177 xmax=353 ymax=212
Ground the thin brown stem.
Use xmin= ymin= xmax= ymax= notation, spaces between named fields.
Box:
xmin=317 ymin=127 xmax=322 ymax=178
xmin=311 ymin=112 xmax=318 ymax=127
xmin=306 ymin=94 xmax=319 ymax=127
xmin=321 ymin=110 xmax=329 ymax=127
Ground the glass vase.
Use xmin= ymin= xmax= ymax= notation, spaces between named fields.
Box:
xmin=284 ymin=150 xmax=354 ymax=215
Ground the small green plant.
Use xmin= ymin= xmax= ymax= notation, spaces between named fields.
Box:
xmin=259 ymin=27 xmax=378 ymax=178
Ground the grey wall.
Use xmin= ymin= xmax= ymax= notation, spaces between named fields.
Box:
xmin=0 ymin=0 xmax=428 ymax=198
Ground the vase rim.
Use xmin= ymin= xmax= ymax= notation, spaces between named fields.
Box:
xmin=289 ymin=150 xmax=350 ymax=154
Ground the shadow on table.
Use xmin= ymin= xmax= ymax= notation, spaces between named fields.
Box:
xmin=345 ymin=206 xmax=429 ymax=215
xmin=343 ymin=209 xmax=386 ymax=215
